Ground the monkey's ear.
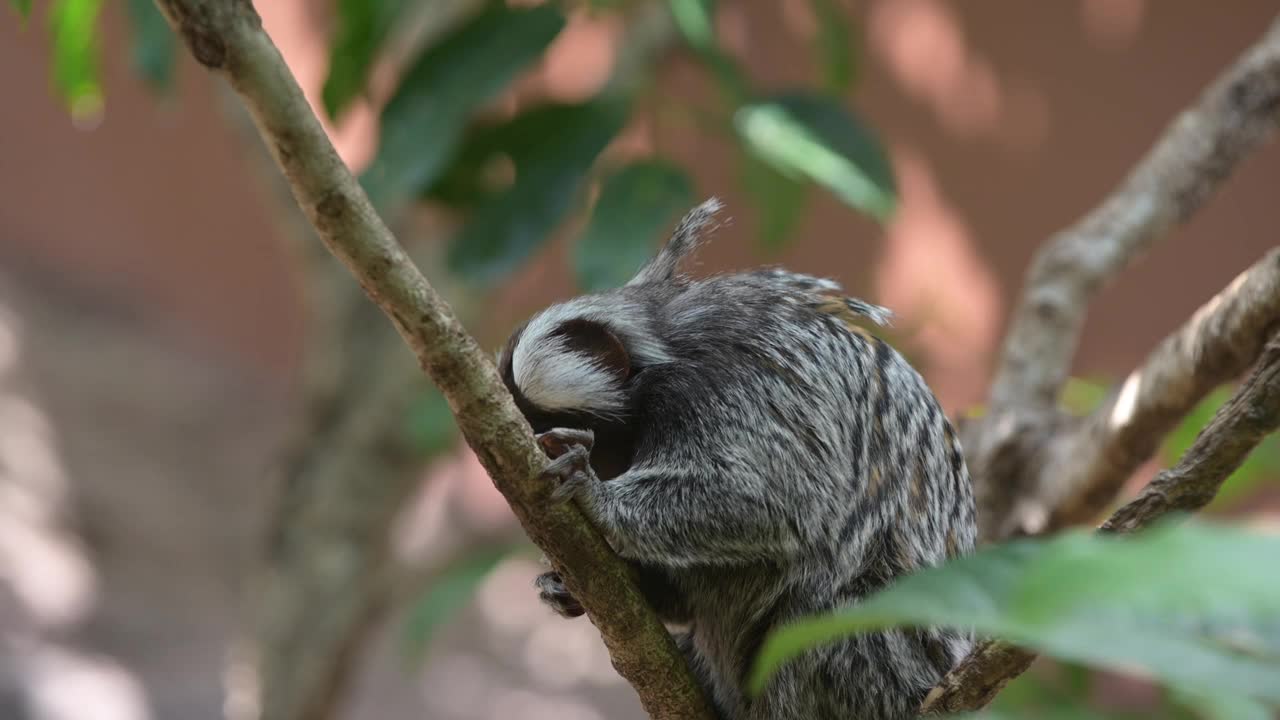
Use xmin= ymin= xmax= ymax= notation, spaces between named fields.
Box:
xmin=551 ymin=318 xmax=631 ymax=382
xmin=627 ymin=197 xmax=724 ymax=286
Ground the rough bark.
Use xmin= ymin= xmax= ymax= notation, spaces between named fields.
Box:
xmin=153 ymin=2 xmax=715 ymax=719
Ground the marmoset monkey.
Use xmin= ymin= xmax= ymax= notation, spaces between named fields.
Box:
xmin=498 ymin=199 xmax=976 ymax=720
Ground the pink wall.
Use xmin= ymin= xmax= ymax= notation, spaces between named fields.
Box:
xmin=2 ymin=0 xmax=1277 ymax=407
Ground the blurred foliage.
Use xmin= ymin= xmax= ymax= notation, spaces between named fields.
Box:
xmin=810 ymin=0 xmax=856 ymax=93
xmin=402 ymin=543 xmax=519 ymax=661
xmin=446 ymin=98 xmax=629 ymax=283
xmin=575 ymin=160 xmax=693 ymax=291
xmin=735 ymin=93 xmax=894 ymax=222
xmin=360 ymin=3 xmax=567 ymax=211
xmin=49 ymin=0 xmax=103 ymax=120
xmin=26 ymin=0 xmax=893 ymax=274
xmin=323 ymin=0 xmax=410 ymax=118
xmin=9 ymin=0 xmax=30 ymax=20
xmin=750 ymin=520 xmax=1280 ymax=713
xmin=125 ymin=0 xmax=174 ymax=92
xmin=403 ymin=385 xmax=458 ymax=456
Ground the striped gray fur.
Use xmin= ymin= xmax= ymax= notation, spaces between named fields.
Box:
xmin=498 ymin=199 xmax=976 ymax=720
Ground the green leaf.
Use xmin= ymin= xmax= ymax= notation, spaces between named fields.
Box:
xmin=741 ymin=153 xmax=809 ymax=251
xmin=446 ymin=99 xmax=628 ymax=284
xmin=322 ymin=0 xmax=410 ymax=118
xmin=667 ymin=0 xmax=748 ymax=101
xmin=404 ymin=386 xmax=457 ymax=456
xmin=735 ymin=92 xmax=896 ymax=222
xmin=49 ymin=0 xmax=103 ymax=120
xmin=574 ymin=161 xmax=693 ymax=292
xmin=1162 ymin=386 xmax=1280 ymax=509
xmin=809 ymin=0 xmax=856 ymax=93
xmin=360 ymin=4 xmax=566 ymax=210
xmin=1168 ymin=688 xmax=1274 ymax=720
xmin=10 ymin=0 xmax=32 ymax=20
xmin=750 ymin=520 xmax=1280 ymax=704
xmin=402 ymin=545 xmax=513 ymax=661
xmin=126 ymin=0 xmax=175 ymax=93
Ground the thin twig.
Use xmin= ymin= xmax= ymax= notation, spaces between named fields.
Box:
xmin=152 ymin=2 xmax=715 ymax=719
xmin=1103 ymin=332 xmax=1280 ymax=532
xmin=923 ymin=331 xmax=1280 ymax=714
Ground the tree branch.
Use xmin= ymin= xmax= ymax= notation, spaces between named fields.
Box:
xmin=923 ymin=330 xmax=1280 ymax=713
xmin=1102 ymin=332 xmax=1280 ymax=533
xmin=989 ymin=15 xmax=1280 ymax=413
xmin=1004 ymin=248 xmax=1280 ymax=537
xmin=968 ymin=14 xmax=1280 ymax=539
xmin=153 ymin=2 xmax=715 ymax=719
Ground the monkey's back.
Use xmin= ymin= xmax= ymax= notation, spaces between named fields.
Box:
xmin=622 ymin=270 xmax=976 ymax=719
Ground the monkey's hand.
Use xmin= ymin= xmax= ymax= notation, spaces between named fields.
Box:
xmin=534 ymin=571 xmax=585 ymax=618
xmin=537 ymin=427 xmax=598 ymax=504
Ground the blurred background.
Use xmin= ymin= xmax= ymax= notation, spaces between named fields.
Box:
xmin=1 ymin=1 xmax=1279 ymax=718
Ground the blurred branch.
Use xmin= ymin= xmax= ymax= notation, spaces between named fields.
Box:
xmin=989 ymin=15 xmax=1280 ymax=413
xmin=214 ymin=81 xmax=444 ymax=720
xmin=153 ymin=2 xmax=715 ymax=720
xmin=924 ymin=329 xmax=1280 ymax=714
xmin=1102 ymin=331 xmax=1280 ymax=532
xmin=1032 ymin=248 xmax=1280 ymax=535
xmin=918 ymin=639 xmax=1037 ymax=715
xmin=966 ymin=13 xmax=1280 ymax=540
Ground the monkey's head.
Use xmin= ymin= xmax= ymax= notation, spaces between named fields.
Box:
xmin=497 ymin=293 xmax=672 ymax=480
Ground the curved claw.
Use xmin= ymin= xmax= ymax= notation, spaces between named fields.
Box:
xmin=535 ymin=571 xmax=585 ymax=618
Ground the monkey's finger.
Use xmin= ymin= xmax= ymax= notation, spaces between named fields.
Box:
xmin=549 ymin=473 xmax=589 ymax=504
xmin=536 ymin=427 xmax=596 ymax=457
xmin=540 ymin=446 xmax=590 ymax=481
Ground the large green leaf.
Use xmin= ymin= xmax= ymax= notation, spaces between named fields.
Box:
xmin=573 ymin=160 xmax=693 ymax=292
xmin=360 ymin=4 xmax=565 ymax=210
xmin=750 ymin=521 xmax=1280 ymax=706
xmin=402 ymin=545 xmax=514 ymax=660
xmin=49 ymin=0 xmax=103 ymax=120
xmin=446 ymin=99 xmax=628 ymax=284
xmin=125 ymin=0 xmax=175 ymax=93
xmin=322 ymin=0 xmax=410 ymax=118
xmin=735 ymin=92 xmax=895 ymax=222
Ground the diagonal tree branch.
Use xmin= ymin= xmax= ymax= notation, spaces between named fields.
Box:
xmin=152 ymin=2 xmax=715 ymax=719
xmin=1004 ymin=248 xmax=1280 ymax=537
xmin=968 ymin=14 xmax=1280 ymax=540
xmin=922 ymin=330 xmax=1280 ymax=714
xmin=1102 ymin=332 xmax=1280 ymax=533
